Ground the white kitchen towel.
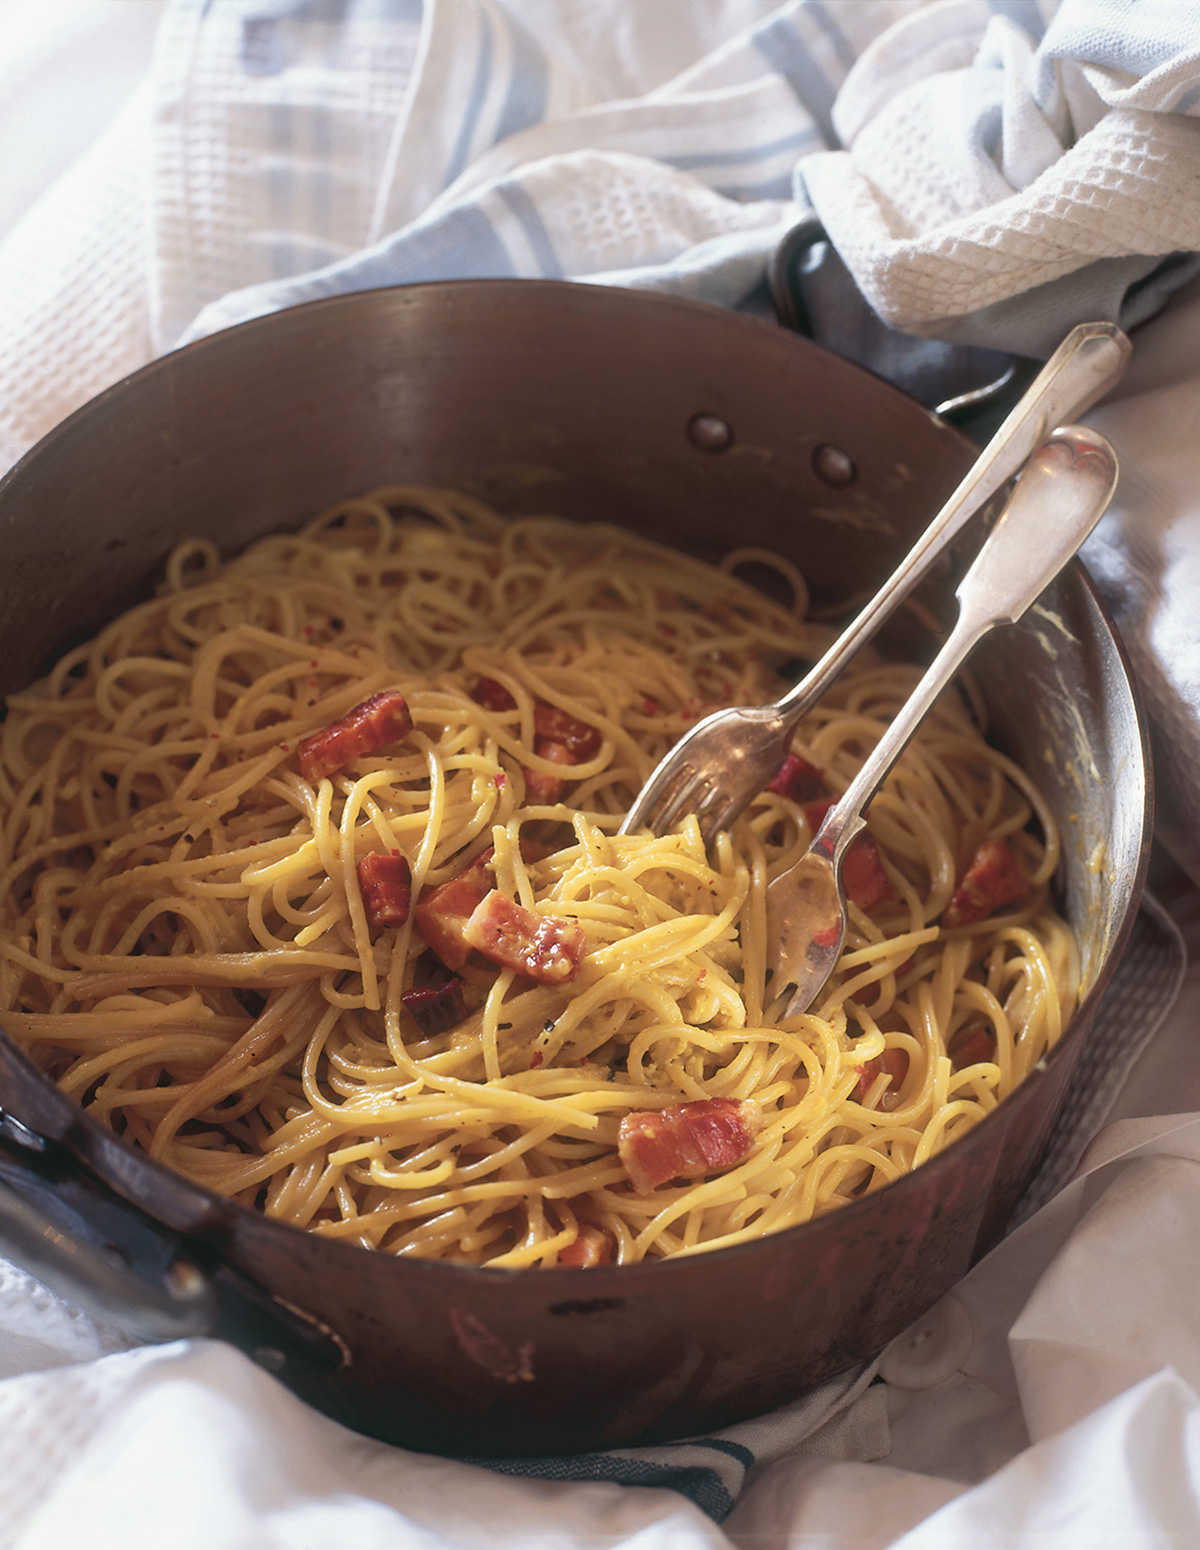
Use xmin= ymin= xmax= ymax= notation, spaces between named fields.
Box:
xmin=165 ymin=0 xmax=1200 ymax=360
xmin=800 ymin=0 xmax=1200 ymax=356
xmin=153 ymin=0 xmax=874 ymax=345
xmin=6 ymin=1 xmax=1200 ymax=467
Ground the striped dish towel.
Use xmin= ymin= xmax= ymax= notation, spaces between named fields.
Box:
xmin=475 ymin=1361 xmax=889 ymax=1522
xmin=156 ymin=0 xmax=1200 ymax=359
xmin=6 ymin=1 xmax=1200 ymax=467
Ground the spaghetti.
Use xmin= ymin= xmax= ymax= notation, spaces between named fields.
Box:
xmin=0 ymin=487 xmax=1079 ymax=1266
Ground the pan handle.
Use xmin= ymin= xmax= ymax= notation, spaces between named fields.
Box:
xmin=0 ymin=1157 xmax=216 ymax=1342
xmin=0 ymin=1090 xmax=349 ymax=1376
xmin=770 ymin=217 xmax=1036 ymax=442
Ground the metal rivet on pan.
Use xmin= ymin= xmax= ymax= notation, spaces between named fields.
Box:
xmin=687 ymin=413 xmax=734 ymax=453
xmin=166 ymin=1259 xmax=209 ymax=1303
xmin=812 ymin=443 xmax=856 ymax=487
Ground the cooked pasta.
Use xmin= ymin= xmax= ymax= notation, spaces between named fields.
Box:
xmin=0 ymin=486 xmax=1079 ymax=1265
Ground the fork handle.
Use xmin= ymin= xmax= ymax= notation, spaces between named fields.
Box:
xmin=816 ymin=426 xmax=1119 ymax=865
xmin=772 ymin=322 xmax=1129 ymax=739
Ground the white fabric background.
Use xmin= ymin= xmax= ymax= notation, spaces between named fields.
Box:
xmin=5 ymin=2 xmax=1200 ymax=1544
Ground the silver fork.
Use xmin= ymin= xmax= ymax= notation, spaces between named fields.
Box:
xmin=766 ymin=424 xmax=1119 ymax=1017
xmin=618 ymin=320 xmax=1130 ymax=843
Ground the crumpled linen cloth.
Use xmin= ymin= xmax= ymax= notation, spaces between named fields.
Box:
xmin=5 ymin=1 xmax=1200 ymax=1545
xmin=800 ymin=0 xmax=1200 ymax=356
xmin=7 ymin=0 xmax=1200 ymax=470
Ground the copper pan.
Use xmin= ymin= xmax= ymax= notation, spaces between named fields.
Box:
xmin=0 ymin=281 xmax=1150 ymax=1456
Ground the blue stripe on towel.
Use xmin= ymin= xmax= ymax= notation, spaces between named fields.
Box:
xmin=305 ymin=202 xmax=515 ymax=292
xmin=495 ymin=181 xmax=563 ymax=277
xmin=670 ymin=125 xmax=820 ymax=202
xmin=713 ymin=171 xmax=797 ymax=202
xmin=444 ymin=5 xmax=496 ymax=189
xmin=753 ymin=16 xmax=840 ymax=148
xmin=690 ymin=1437 xmax=756 ymax=1470
xmin=807 ymin=0 xmax=857 ymax=73
xmin=494 ymin=7 xmax=549 ymax=145
xmin=370 ymin=203 xmax=514 ymax=280
xmin=988 ymin=0 xmax=1047 ymax=41
xmin=666 ymin=126 xmax=821 ymax=173
xmin=476 ymin=1449 xmax=740 ymax=1522
xmin=266 ymin=101 xmax=298 ymax=279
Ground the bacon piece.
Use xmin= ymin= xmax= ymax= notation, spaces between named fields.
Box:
xmin=950 ymin=1023 xmax=998 ymax=1069
xmin=617 ymin=1098 xmax=758 ymax=1193
xmin=471 ymin=676 xmax=517 ymax=712
xmin=523 ymin=739 xmax=575 ymax=805
xmin=804 ymin=799 xmax=893 ymax=910
xmin=558 ymin=1225 xmax=614 ymax=1268
xmin=943 ymin=838 xmax=1030 ymax=928
xmin=461 ymin=891 xmax=587 ymax=984
xmin=356 ymin=852 xmax=412 ymax=933
xmin=843 ymin=837 xmax=893 ymax=911
xmin=803 ymin=797 xmax=834 ymax=830
xmin=521 ymin=705 xmax=602 ymax=804
xmin=767 ymin=752 xmax=824 ymax=803
xmin=414 ymin=848 xmax=496 ymax=970
xmin=853 ymin=1046 xmax=910 ymax=1108
xmin=296 ymin=691 xmax=411 ymax=782
xmin=533 ymin=704 xmax=602 ymax=761
xmin=401 ymin=978 xmax=467 ymax=1036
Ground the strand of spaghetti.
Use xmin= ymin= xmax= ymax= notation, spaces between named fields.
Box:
xmin=0 ymin=1000 xmax=248 ymax=1041
xmin=0 ymin=937 xmax=82 ymax=984
xmin=632 ymin=1140 xmax=783 ymax=1258
xmin=66 ymin=948 xmax=362 ymax=994
xmin=588 ymin=885 xmax=747 ymax=979
xmin=56 ymin=1033 xmax=242 ymax=1101
xmin=149 ymin=981 xmax=330 ymax=1161
xmin=337 ymin=777 xmax=379 ymax=1009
